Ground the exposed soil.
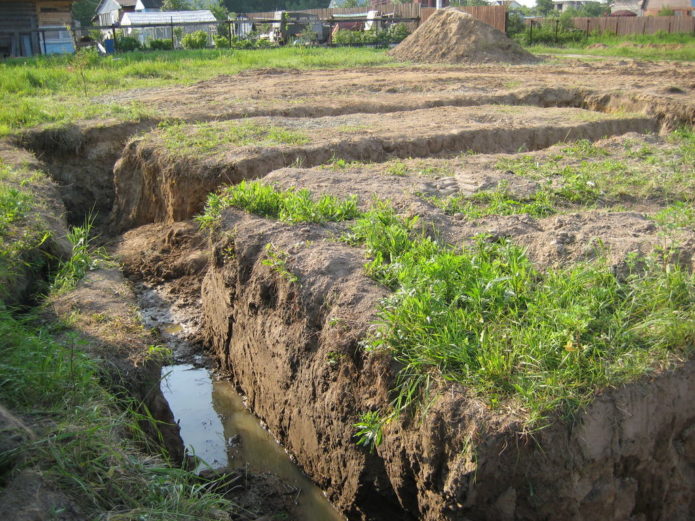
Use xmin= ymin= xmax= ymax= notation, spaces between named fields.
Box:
xmin=5 ymin=57 xmax=695 ymax=521
xmin=110 ymin=106 xmax=655 ymax=231
xmin=390 ymin=8 xmax=538 ymax=64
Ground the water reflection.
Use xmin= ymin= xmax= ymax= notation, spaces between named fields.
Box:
xmin=161 ymin=364 xmax=344 ymax=521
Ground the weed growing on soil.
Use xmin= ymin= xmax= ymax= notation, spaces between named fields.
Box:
xmin=262 ymin=243 xmax=299 ymax=283
xmin=347 ymin=205 xmax=694 ymax=442
xmin=159 ymin=121 xmax=310 ymax=156
xmin=197 ymin=180 xmax=360 ymax=228
xmin=51 ymin=215 xmax=107 ymax=293
xmin=496 ymin=134 xmax=695 ymax=206
xmin=0 ymin=309 xmax=237 ymax=519
xmin=653 ymin=202 xmax=695 ymax=230
xmin=426 ymin=184 xmax=556 ymax=218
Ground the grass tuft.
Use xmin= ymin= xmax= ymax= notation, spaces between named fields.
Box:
xmin=347 ymin=205 xmax=694 ymax=443
xmin=197 ymin=180 xmax=360 ymax=228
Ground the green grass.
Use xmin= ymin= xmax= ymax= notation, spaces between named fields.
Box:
xmin=346 ymin=206 xmax=694 ymax=443
xmin=196 ymin=180 xmax=360 ymax=228
xmin=525 ymin=32 xmax=695 ymax=61
xmin=652 ymin=202 xmax=695 ymax=230
xmin=159 ymin=120 xmax=310 ymax=156
xmin=426 ymin=183 xmax=557 ymax=219
xmin=0 ymin=160 xmax=51 ymax=299
xmin=0 ymin=309 xmax=237 ymax=520
xmin=0 ymin=47 xmax=395 ymax=136
xmin=496 ymin=135 xmax=695 ymax=207
xmin=50 ymin=215 xmax=107 ymax=293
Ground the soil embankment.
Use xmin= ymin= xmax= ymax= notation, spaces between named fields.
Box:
xmin=6 ymin=62 xmax=695 ymax=521
xmin=110 ymin=106 xmax=655 ymax=231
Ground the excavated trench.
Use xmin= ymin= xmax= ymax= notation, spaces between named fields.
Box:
xmin=13 ymin=85 xmax=695 ymax=521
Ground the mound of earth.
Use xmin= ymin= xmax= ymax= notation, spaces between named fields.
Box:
xmin=390 ymin=8 xmax=538 ymax=64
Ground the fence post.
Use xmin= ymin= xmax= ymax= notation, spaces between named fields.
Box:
xmin=529 ymin=20 xmax=533 ymax=45
xmin=170 ymin=18 xmax=175 ymax=49
xmin=227 ymin=20 xmax=232 ymax=48
xmin=112 ymin=24 xmax=117 ymax=52
xmin=554 ymin=19 xmax=559 ymax=43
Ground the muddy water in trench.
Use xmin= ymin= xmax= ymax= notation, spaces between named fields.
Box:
xmin=162 ymin=364 xmax=345 ymax=521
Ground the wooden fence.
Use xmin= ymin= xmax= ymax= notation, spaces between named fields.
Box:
xmin=421 ymin=5 xmax=506 ymax=32
xmin=572 ymin=16 xmax=695 ymax=35
xmin=247 ymin=4 xmax=507 ymax=33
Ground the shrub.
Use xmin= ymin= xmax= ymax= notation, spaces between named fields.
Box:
xmin=115 ymin=36 xmax=141 ymax=52
xmin=213 ymin=34 xmax=230 ymax=48
xmin=386 ymin=23 xmax=410 ymax=43
xmin=181 ymin=30 xmax=209 ymax=49
xmin=148 ymin=38 xmax=173 ymax=50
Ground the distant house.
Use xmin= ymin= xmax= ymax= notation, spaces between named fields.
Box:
xmin=94 ymin=0 xmax=162 ymax=26
xmin=95 ymin=0 xmax=136 ymax=25
xmin=610 ymin=0 xmax=645 ymax=15
xmin=0 ymin=0 xmax=76 ymax=57
xmin=643 ymin=0 xmax=694 ymax=15
xmin=120 ymin=10 xmax=217 ymax=45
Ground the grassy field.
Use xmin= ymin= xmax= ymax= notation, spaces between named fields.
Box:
xmin=527 ymin=32 xmax=695 ymax=61
xmin=0 ymin=47 xmax=393 ymax=136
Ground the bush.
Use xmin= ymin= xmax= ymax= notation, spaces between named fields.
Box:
xmin=333 ymin=24 xmax=410 ymax=46
xmin=213 ymin=34 xmax=230 ymax=48
xmin=181 ymin=30 xmax=209 ymax=49
xmin=514 ymin=20 xmax=585 ymax=46
xmin=148 ymin=38 xmax=173 ymax=50
xmin=115 ymin=36 xmax=141 ymax=52
xmin=386 ymin=23 xmax=410 ymax=43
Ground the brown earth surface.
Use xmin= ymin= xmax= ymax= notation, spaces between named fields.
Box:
xmin=6 ymin=57 xmax=695 ymax=521
xmin=389 ymin=8 xmax=538 ymax=64
xmin=109 ymin=106 xmax=655 ymax=231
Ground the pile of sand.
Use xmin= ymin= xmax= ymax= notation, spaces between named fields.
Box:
xmin=390 ymin=8 xmax=538 ymax=65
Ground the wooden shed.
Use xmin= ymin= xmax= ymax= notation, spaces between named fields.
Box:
xmin=0 ymin=0 xmax=75 ymax=57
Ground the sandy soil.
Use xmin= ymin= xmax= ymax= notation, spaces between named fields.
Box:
xmin=92 ymin=61 xmax=695 ymax=123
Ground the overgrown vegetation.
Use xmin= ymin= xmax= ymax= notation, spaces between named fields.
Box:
xmin=0 ymin=308 xmax=237 ymax=519
xmin=524 ymin=31 xmax=695 ymax=61
xmin=197 ymin=180 xmax=360 ymax=228
xmin=0 ymin=47 xmax=396 ymax=136
xmin=345 ymin=205 xmax=694 ymax=446
xmin=0 ymin=160 xmax=51 ymax=300
xmin=332 ymin=23 xmax=411 ymax=46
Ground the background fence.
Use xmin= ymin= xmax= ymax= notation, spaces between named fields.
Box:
xmin=572 ymin=16 xmax=695 ymax=35
xmin=247 ymin=4 xmax=507 ymax=33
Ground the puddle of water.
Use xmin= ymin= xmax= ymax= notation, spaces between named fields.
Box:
xmin=162 ymin=364 xmax=345 ymax=521
xmin=161 ymin=365 xmax=228 ymax=469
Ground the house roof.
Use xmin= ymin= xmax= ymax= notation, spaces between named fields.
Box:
xmin=138 ymin=0 xmax=163 ymax=8
xmin=120 ymin=10 xmax=216 ymax=24
xmin=117 ymin=0 xmax=138 ymax=7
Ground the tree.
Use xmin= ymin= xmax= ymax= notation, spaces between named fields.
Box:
xmin=162 ymin=0 xmax=191 ymax=10
xmin=72 ymin=0 xmax=100 ymax=26
xmin=536 ymin=0 xmax=554 ymax=16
